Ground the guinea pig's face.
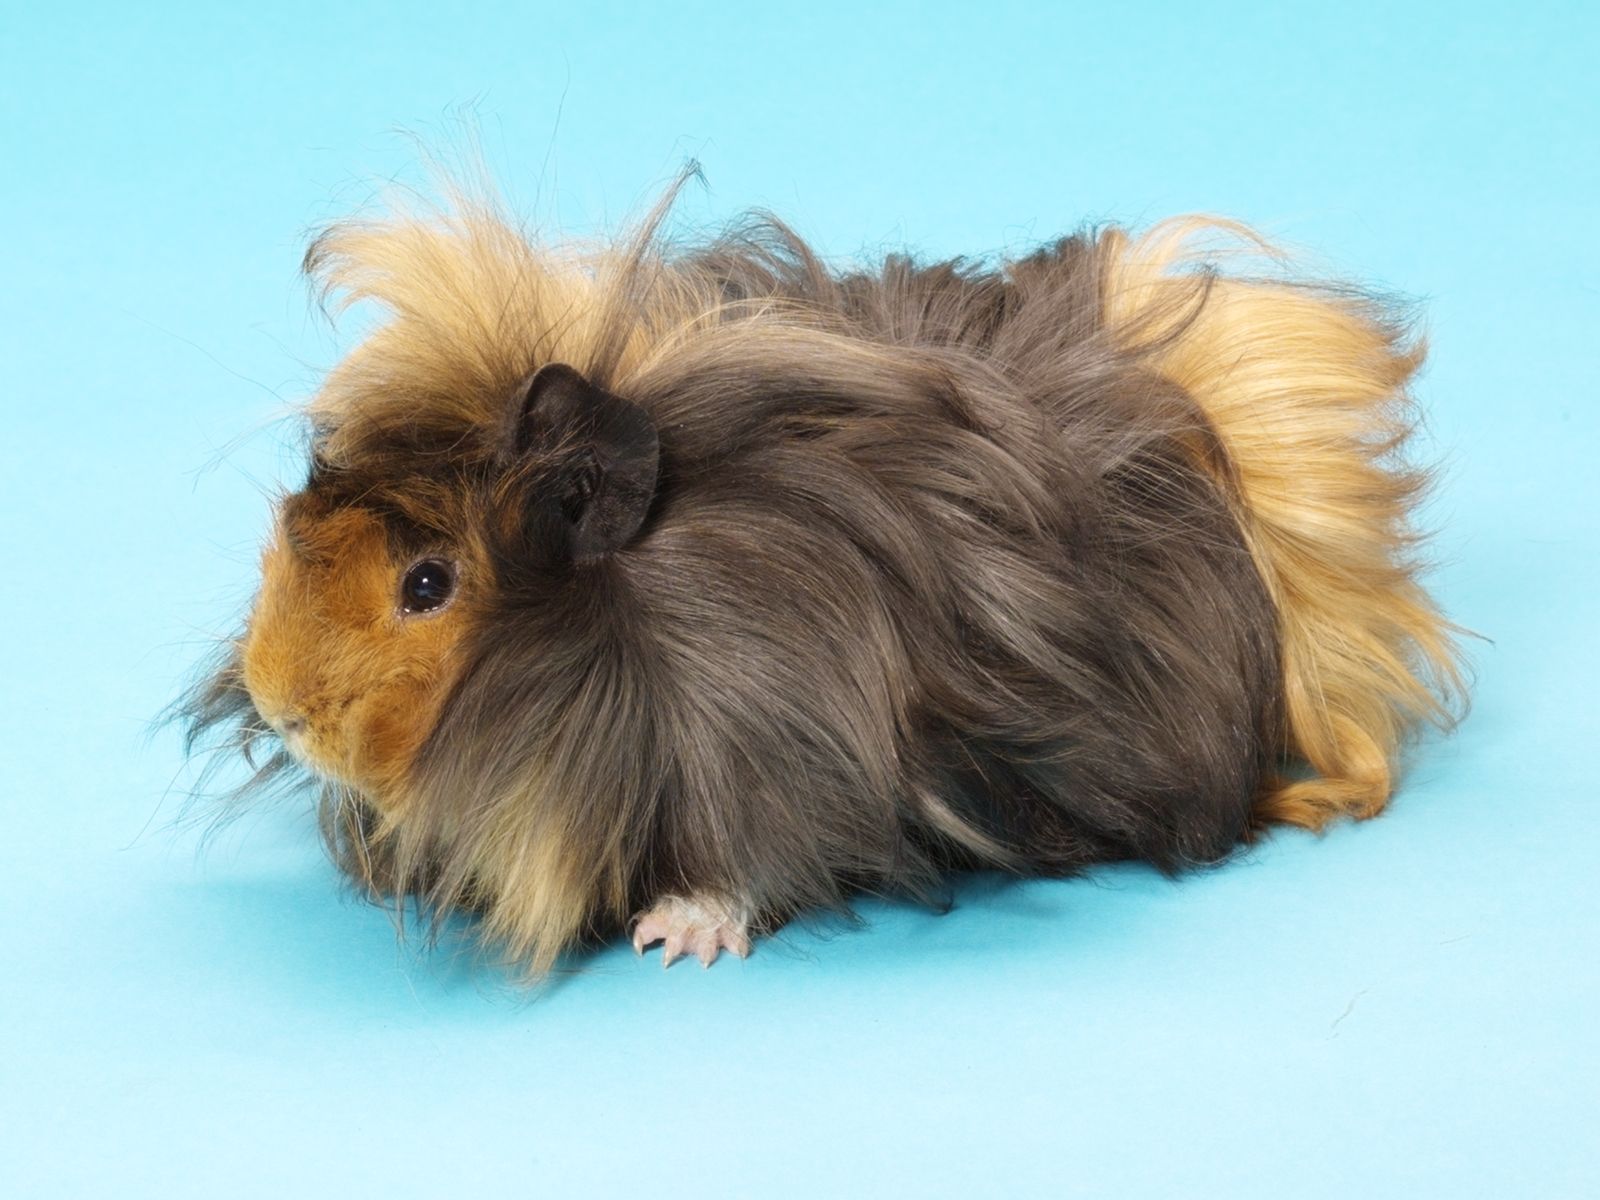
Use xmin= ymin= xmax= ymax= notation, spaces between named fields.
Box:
xmin=240 ymin=496 xmax=474 ymax=802
xmin=235 ymin=362 xmax=660 ymax=807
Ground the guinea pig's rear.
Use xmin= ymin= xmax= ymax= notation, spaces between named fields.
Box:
xmin=185 ymin=180 xmax=1465 ymax=977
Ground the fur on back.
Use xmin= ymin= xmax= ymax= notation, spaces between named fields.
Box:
xmin=189 ymin=179 xmax=1462 ymax=976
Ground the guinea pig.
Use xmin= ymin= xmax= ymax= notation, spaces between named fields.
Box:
xmin=182 ymin=171 xmax=1465 ymax=976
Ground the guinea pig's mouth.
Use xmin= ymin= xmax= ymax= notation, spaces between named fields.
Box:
xmin=275 ymin=730 xmax=346 ymax=784
xmin=255 ymin=709 xmax=335 ymax=780
xmin=267 ymin=719 xmax=382 ymax=796
xmin=273 ymin=723 xmax=312 ymax=765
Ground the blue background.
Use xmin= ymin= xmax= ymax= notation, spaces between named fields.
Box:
xmin=3 ymin=3 xmax=1596 ymax=1196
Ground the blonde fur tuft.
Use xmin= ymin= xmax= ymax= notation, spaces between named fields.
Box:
xmin=1103 ymin=220 xmax=1467 ymax=829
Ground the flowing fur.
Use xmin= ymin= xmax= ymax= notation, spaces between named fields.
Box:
xmin=1102 ymin=223 xmax=1466 ymax=826
xmin=183 ymin=176 xmax=1464 ymax=977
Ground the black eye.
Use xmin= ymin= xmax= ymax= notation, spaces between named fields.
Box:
xmin=400 ymin=559 xmax=456 ymax=614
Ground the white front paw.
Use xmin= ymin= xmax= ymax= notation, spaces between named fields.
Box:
xmin=630 ymin=894 xmax=752 ymax=968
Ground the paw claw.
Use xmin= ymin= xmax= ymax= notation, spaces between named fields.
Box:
xmin=663 ymin=930 xmax=687 ymax=968
xmin=631 ymin=914 xmax=668 ymax=956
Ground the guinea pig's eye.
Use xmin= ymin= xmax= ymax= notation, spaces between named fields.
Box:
xmin=400 ymin=558 xmax=457 ymax=615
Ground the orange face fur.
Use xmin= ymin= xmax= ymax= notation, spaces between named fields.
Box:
xmin=240 ymin=502 xmax=473 ymax=803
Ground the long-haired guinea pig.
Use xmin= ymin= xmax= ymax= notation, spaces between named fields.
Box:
xmin=183 ymin=170 xmax=1466 ymax=976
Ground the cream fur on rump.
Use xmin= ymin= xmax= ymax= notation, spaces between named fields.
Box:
xmin=1103 ymin=222 xmax=1467 ymax=828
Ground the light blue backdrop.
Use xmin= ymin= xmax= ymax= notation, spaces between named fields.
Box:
xmin=2 ymin=3 xmax=1595 ymax=1196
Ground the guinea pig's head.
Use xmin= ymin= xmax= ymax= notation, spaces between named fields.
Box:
xmin=240 ymin=490 xmax=474 ymax=800
xmin=235 ymin=362 xmax=660 ymax=809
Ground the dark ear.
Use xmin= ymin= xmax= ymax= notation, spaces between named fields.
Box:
xmin=515 ymin=363 xmax=660 ymax=560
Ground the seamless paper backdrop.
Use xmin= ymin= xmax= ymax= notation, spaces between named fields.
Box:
xmin=2 ymin=3 xmax=1596 ymax=1197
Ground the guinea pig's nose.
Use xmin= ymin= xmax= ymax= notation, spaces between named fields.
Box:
xmin=263 ymin=707 xmax=307 ymax=737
